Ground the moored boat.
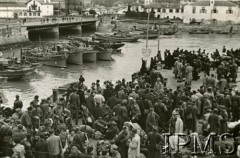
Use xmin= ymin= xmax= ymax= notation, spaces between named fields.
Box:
xmin=0 ymin=57 xmax=40 ymax=80
xmin=162 ymin=30 xmax=178 ymax=35
xmin=95 ymin=32 xmax=140 ymax=42
xmin=189 ymin=28 xmax=211 ymax=34
xmin=70 ymin=36 xmax=125 ymax=50
xmin=130 ymin=30 xmax=159 ymax=39
xmin=22 ymin=46 xmax=68 ymax=68
xmin=97 ymin=48 xmax=112 ymax=61
xmin=67 ymin=49 xmax=83 ymax=65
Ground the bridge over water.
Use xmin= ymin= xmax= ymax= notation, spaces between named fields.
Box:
xmin=22 ymin=16 xmax=99 ymax=36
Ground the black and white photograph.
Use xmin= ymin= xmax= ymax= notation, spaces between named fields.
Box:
xmin=0 ymin=0 xmax=239 ymax=157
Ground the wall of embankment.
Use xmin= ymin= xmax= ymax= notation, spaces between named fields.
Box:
xmin=0 ymin=24 xmax=29 ymax=47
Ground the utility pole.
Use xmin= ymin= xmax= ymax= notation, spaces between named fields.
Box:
xmin=67 ymin=0 xmax=70 ymax=15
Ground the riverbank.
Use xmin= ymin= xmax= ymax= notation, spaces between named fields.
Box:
xmin=116 ymin=18 xmax=240 ymax=34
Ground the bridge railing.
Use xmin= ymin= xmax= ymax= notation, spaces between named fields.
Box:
xmin=21 ymin=16 xmax=97 ymax=26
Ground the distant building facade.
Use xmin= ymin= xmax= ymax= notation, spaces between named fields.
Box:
xmin=145 ymin=3 xmax=183 ymax=19
xmin=0 ymin=0 xmax=54 ymax=18
xmin=130 ymin=2 xmax=183 ymax=19
xmin=183 ymin=0 xmax=240 ymax=24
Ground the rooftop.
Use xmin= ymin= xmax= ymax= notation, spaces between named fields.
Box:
xmin=144 ymin=3 xmax=181 ymax=9
xmin=191 ymin=0 xmax=238 ymax=7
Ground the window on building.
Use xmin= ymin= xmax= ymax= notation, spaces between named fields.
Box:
xmin=181 ymin=9 xmax=184 ymax=13
xmin=38 ymin=13 xmax=40 ymax=16
xmin=158 ymin=8 xmax=161 ymax=12
xmin=19 ymin=12 xmax=22 ymax=16
xmin=212 ymin=7 xmax=218 ymax=13
xmin=226 ymin=8 xmax=233 ymax=14
xmin=176 ymin=9 xmax=179 ymax=13
xmin=33 ymin=13 xmax=36 ymax=16
xmin=200 ymin=7 xmax=207 ymax=13
xmin=162 ymin=8 xmax=166 ymax=13
xmin=169 ymin=9 xmax=173 ymax=13
xmin=24 ymin=12 xmax=27 ymax=16
xmin=29 ymin=13 xmax=32 ymax=16
xmin=192 ymin=7 xmax=196 ymax=13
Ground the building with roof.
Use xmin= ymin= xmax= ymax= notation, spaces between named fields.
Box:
xmin=145 ymin=3 xmax=183 ymax=19
xmin=183 ymin=0 xmax=240 ymax=24
xmin=129 ymin=2 xmax=183 ymax=19
xmin=0 ymin=0 xmax=53 ymax=18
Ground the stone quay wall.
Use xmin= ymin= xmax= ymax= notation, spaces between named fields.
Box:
xmin=0 ymin=24 xmax=29 ymax=46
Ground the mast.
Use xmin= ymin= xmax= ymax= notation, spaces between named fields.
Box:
xmin=157 ymin=22 xmax=160 ymax=52
xmin=146 ymin=8 xmax=150 ymax=52
xmin=20 ymin=43 xmax=22 ymax=65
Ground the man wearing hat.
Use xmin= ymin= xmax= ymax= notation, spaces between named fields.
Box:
xmin=129 ymin=89 xmax=139 ymax=101
xmin=208 ymin=108 xmax=220 ymax=134
xmin=52 ymin=101 xmax=64 ymax=126
xmin=128 ymin=128 xmax=140 ymax=158
xmin=154 ymin=78 xmax=163 ymax=94
xmin=34 ymin=133 xmax=48 ymax=158
xmin=117 ymin=86 xmax=126 ymax=101
xmin=12 ymin=108 xmax=22 ymax=123
xmin=40 ymin=99 xmax=50 ymax=122
xmin=106 ymin=121 xmax=119 ymax=139
xmin=46 ymin=129 xmax=63 ymax=158
xmin=68 ymin=88 xmax=80 ymax=125
xmin=93 ymin=117 xmax=107 ymax=134
xmin=146 ymin=126 xmax=164 ymax=158
xmin=219 ymin=105 xmax=228 ymax=134
xmin=13 ymin=95 xmax=23 ymax=112
xmin=146 ymin=108 xmax=159 ymax=134
xmin=32 ymin=95 xmax=39 ymax=108
xmin=203 ymin=95 xmax=212 ymax=114
xmin=175 ymin=110 xmax=183 ymax=134
xmin=21 ymin=107 xmax=32 ymax=129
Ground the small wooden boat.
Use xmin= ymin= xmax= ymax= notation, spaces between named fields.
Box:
xmin=95 ymin=32 xmax=140 ymax=42
xmin=189 ymin=29 xmax=211 ymax=34
xmin=70 ymin=37 xmax=125 ymax=50
xmin=22 ymin=46 xmax=68 ymax=68
xmin=129 ymin=30 xmax=159 ymax=39
xmin=0 ymin=58 xmax=40 ymax=80
xmin=162 ymin=30 xmax=178 ymax=36
xmin=141 ymin=34 xmax=159 ymax=39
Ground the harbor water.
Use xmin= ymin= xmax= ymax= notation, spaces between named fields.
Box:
xmin=1 ymin=23 xmax=240 ymax=109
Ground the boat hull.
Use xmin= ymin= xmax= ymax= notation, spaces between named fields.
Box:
xmin=70 ymin=36 xmax=125 ymax=49
xmin=67 ymin=49 xmax=83 ymax=65
xmin=189 ymin=31 xmax=211 ymax=34
xmin=26 ymin=56 xmax=67 ymax=68
xmin=83 ymin=51 xmax=97 ymax=62
xmin=141 ymin=34 xmax=159 ymax=39
xmin=95 ymin=32 xmax=139 ymax=42
xmin=97 ymin=49 xmax=112 ymax=61
xmin=0 ymin=66 xmax=37 ymax=80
